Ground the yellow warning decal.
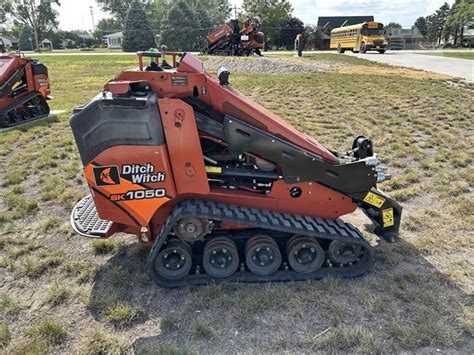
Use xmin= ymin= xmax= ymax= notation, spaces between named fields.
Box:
xmin=383 ymin=208 xmax=394 ymax=227
xmin=12 ymin=81 xmax=22 ymax=90
xmin=363 ymin=192 xmax=385 ymax=208
xmin=205 ymin=166 xmax=222 ymax=174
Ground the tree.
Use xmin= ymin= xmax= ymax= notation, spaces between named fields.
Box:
xmin=275 ymin=17 xmax=304 ymax=49
xmin=122 ymin=0 xmax=155 ymax=52
xmin=243 ymin=0 xmax=293 ymax=48
xmin=1 ymin=0 xmax=60 ymax=50
xmin=304 ymin=24 xmax=322 ymax=50
xmin=194 ymin=1 xmax=214 ymax=45
xmin=96 ymin=0 xmax=155 ymax=24
xmin=0 ymin=2 xmax=8 ymax=23
xmin=427 ymin=2 xmax=451 ymax=44
xmin=149 ymin=0 xmax=170 ymax=34
xmin=413 ymin=16 xmax=428 ymax=37
xmin=188 ymin=0 xmax=230 ymax=28
xmin=455 ymin=0 xmax=474 ymax=45
xmin=19 ymin=25 xmax=35 ymax=51
xmin=149 ymin=0 xmax=229 ymax=43
xmin=385 ymin=22 xmax=402 ymax=33
xmin=160 ymin=0 xmax=201 ymax=51
xmin=445 ymin=0 xmax=474 ymax=46
xmin=443 ymin=3 xmax=457 ymax=44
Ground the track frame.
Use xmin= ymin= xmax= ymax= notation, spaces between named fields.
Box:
xmin=147 ymin=199 xmax=374 ymax=288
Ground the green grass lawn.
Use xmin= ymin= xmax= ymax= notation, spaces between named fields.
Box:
xmin=419 ymin=50 xmax=474 ymax=60
xmin=0 ymin=54 xmax=473 ymax=353
xmin=27 ymin=47 xmax=126 ymax=54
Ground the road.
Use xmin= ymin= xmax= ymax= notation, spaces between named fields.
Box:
xmin=344 ymin=51 xmax=473 ymax=82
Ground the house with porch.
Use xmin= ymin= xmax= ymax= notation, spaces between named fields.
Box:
xmin=0 ymin=35 xmax=19 ymax=49
xmin=386 ymin=27 xmax=424 ymax=50
xmin=104 ymin=32 xmax=123 ymax=49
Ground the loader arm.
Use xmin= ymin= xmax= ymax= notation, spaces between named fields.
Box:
xmin=0 ymin=66 xmax=26 ymax=98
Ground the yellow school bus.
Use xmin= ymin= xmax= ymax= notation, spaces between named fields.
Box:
xmin=330 ymin=22 xmax=388 ymax=54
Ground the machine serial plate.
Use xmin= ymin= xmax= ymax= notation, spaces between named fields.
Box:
xmin=171 ymin=76 xmax=188 ymax=86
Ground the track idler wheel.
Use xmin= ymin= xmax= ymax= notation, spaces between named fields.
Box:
xmin=245 ymin=235 xmax=282 ymax=276
xmin=328 ymin=240 xmax=362 ymax=266
xmin=286 ymin=236 xmax=325 ymax=274
xmin=173 ymin=217 xmax=210 ymax=243
xmin=154 ymin=240 xmax=192 ymax=280
xmin=203 ymin=236 xmax=239 ymax=278
xmin=31 ymin=95 xmax=49 ymax=117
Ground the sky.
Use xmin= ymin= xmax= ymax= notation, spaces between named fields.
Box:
xmin=58 ymin=0 xmax=455 ymax=31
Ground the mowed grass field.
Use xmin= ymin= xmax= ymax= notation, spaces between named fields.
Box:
xmin=419 ymin=50 xmax=474 ymax=60
xmin=0 ymin=54 xmax=473 ymax=353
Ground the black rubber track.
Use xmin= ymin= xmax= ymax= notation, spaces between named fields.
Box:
xmin=147 ymin=199 xmax=374 ymax=288
xmin=0 ymin=91 xmax=50 ymax=128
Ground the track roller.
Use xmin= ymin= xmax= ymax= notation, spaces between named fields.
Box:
xmin=203 ymin=236 xmax=239 ymax=278
xmin=245 ymin=234 xmax=282 ymax=276
xmin=286 ymin=236 xmax=325 ymax=274
xmin=328 ymin=240 xmax=363 ymax=266
xmin=154 ymin=239 xmax=192 ymax=280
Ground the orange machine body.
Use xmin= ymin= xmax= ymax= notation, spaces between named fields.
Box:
xmin=71 ymin=52 xmax=401 ymax=246
xmin=0 ymin=53 xmax=50 ymax=108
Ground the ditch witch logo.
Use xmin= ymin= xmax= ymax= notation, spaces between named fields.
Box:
xmin=93 ymin=166 xmax=121 ymax=186
xmin=93 ymin=163 xmax=165 ymax=187
xmin=121 ymin=163 xmax=166 ymax=183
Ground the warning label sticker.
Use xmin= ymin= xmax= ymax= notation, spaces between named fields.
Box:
xmin=383 ymin=208 xmax=394 ymax=227
xmin=363 ymin=192 xmax=385 ymax=208
xmin=205 ymin=166 xmax=222 ymax=174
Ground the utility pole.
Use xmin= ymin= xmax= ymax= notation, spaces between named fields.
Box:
xmin=29 ymin=0 xmax=39 ymax=50
xmin=230 ymin=3 xmax=240 ymax=19
xmin=90 ymin=6 xmax=96 ymax=32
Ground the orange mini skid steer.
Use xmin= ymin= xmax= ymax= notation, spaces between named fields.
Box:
xmin=70 ymin=51 xmax=402 ymax=287
xmin=0 ymin=52 xmax=51 ymax=128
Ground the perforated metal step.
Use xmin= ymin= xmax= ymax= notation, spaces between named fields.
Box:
xmin=70 ymin=194 xmax=113 ymax=238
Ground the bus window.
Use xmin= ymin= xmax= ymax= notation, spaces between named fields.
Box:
xmin=361 ymin=29 xmax=385 ymax=36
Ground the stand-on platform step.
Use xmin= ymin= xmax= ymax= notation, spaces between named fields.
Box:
xmin=71 ymin=194 xmax=113 ymax=238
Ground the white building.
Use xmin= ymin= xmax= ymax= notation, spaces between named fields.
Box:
xmin=41 ymin=38 xmax=53 ymax=50
xmin=60 ymin=38 xmax=76 ymax=49
xmin=0 ymin=36 xmax=13 ymax=48
xmin=104 ymin=32 xmax=123 ymax=49
xmin=386 ymin=27 xmax=424 ymax=50
xmin=461 ymin=20 xmax=474 ymax=47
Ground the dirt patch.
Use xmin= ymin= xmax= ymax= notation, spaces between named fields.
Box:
xmin=203 ymin=56 xmax=332 ymax=74
xmin=336 ymin=65 xmax=453 ymax=80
